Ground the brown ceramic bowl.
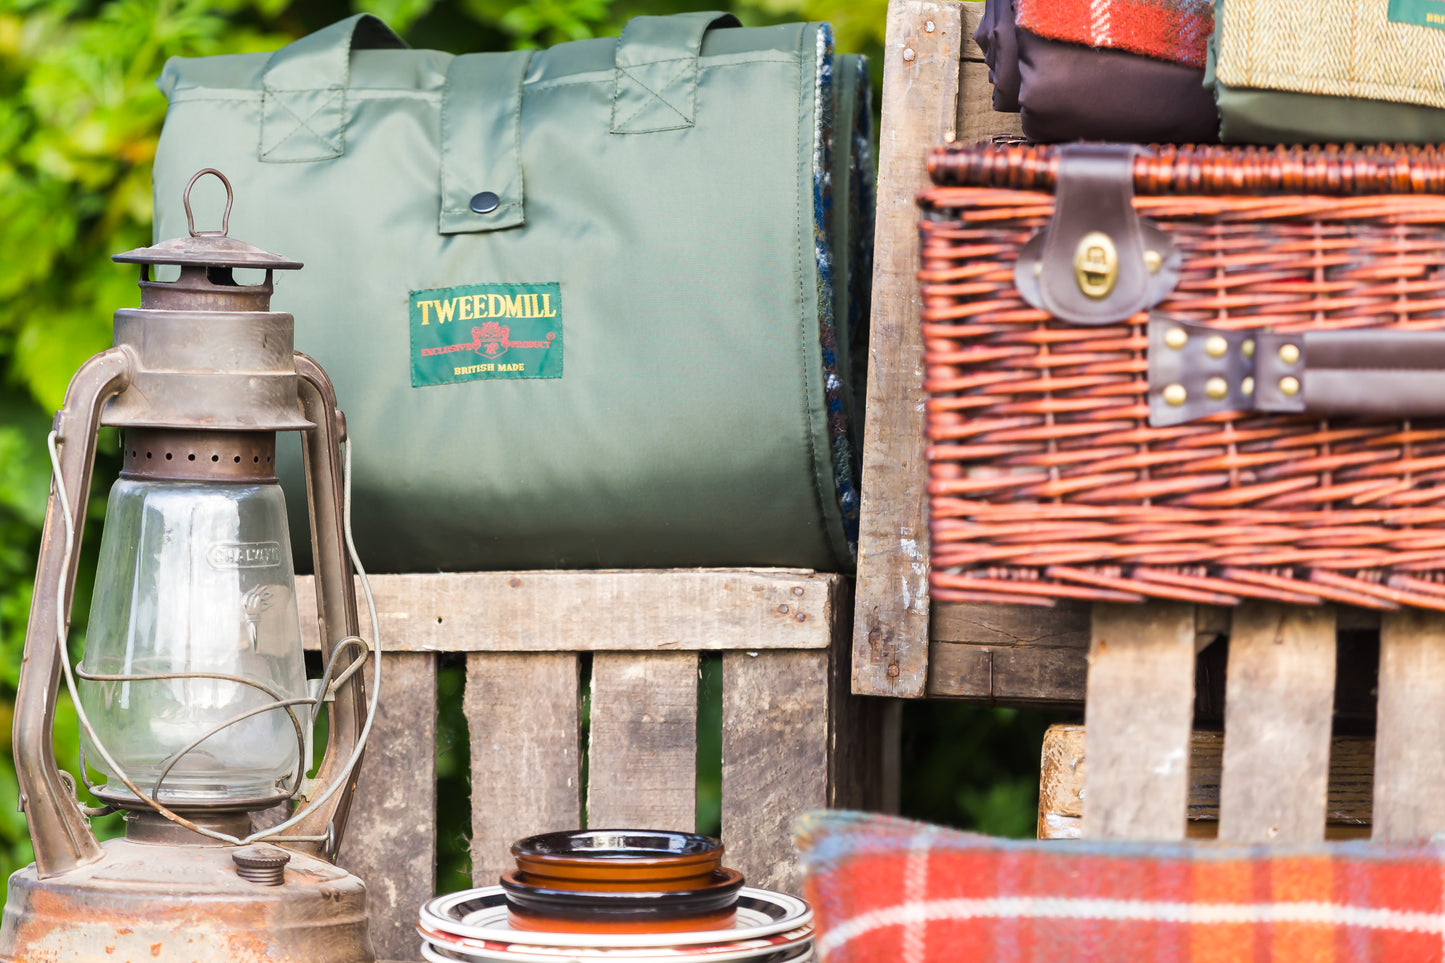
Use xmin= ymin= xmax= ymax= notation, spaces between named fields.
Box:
xmin=510 ymin=830 xmax=725 ymax=893
xmin=500 ymin=867 xmax=745 ymax=934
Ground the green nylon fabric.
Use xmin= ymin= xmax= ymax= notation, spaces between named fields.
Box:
xmin=152 ymin=14 xmax=863 ymax=573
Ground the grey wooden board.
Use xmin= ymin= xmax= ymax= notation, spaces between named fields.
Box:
xmin=720 ymin=649 xmax=830 ymax=896
xmin=1040 ymin=724 xmax=1374 ymax=833
xmin=957 ymin=3 xmax=1024 ymax=143
xmin=1082 ymin=603 xmax=1197 ymax=840
xmin=928 ymin=601 xmax=1094 ymax=703
xmin=587 ymin=653 xmax=699 ymax=829
xmin=932 ymin=601 xmax=1093 ymax=649
xmin=852 ymin=0 xmax=967 ymax=698
xmin=1374 ymin=610 xmax=1445 ymax=840
xmin=466 ymin=652 xmax=582 ymax=888
xmin=336 ymin=651 xmax=436 ymax=963
xmin=296 ymin=571 xmax=838 ymax=653
xmin=927 ymin=642 xmax=1089 ymax=703
xmin=1218 ymin=604 xmax=1337 ymax=844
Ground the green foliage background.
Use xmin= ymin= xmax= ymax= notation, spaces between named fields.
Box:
xmin=0 ymin=0 xmax=1057 ymax=898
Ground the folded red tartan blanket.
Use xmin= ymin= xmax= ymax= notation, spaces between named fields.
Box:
xmin=795 ymin=811 xmax=1445 ymax=962
xmin=1015 ymin=0 xmax=1213 ymax=68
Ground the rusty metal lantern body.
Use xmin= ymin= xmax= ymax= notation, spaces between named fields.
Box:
xmin=0 ymin=171 xmax=376 ymax=963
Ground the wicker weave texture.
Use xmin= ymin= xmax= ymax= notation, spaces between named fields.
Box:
xmin=922 ymin=144 xmax=1445 ymax=610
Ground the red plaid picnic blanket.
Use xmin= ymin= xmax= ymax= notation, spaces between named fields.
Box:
xmin=795 ymin=810 xmax=1445 ymax=962
xmin=1015 ymin=0 xmax=1213 ymax=68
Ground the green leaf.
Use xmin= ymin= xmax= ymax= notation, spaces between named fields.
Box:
xmin=0 ymin=395 xmax=54 ymax=528
xmin=12 ymin=297 xmax=116 ymax=413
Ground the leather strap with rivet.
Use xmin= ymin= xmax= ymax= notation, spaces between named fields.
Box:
xmin=1148 ymin=315 xmax=1445 ymax=426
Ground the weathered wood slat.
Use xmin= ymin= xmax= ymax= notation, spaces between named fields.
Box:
xmin=957 ymin=1 xmax=1024 ymax=143
xmin=466 ymin=652 xmax=581 ymax=888
xmin=721 ymin=650 xmax=830 ymax=896
xmin=827 ymin=579 xmax=896 ymax=816
xmin=587 ymin=653 xmax=699 ymax=829
xmin=1374 ymin=610 xmax=1445 ymax=840
xmin=932 ymin=601 xmax=1093 ymax=649
xmin=1040 ymin=725 xmax=1374 ymax=840
xmin=852 ymin=0 xmax=966 ymax=699
xmin=296 ymin=571 xmax=839 ymax=653
xmin=1082 ymin=603 xmax=1197 ymax=839
xmin=337 ymin=652 xmax=436 ymax=963
xmin=926 ymin=642 xmax=1089 ymax=703
xmin=926 ymin=600 xmax=1091 ymax=701
xmin=1218 ymin=604 xmax=1337 ymax=844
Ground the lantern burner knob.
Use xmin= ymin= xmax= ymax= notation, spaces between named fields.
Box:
xmin=233 ymin=844 xmax=291 ymax=886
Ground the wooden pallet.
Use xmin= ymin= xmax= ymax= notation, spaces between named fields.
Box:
xmin=297 ymin=569 xmax=887 ymax=962
xmin=1039 ymin=725 xmax=1373 ymax=840
xmin=1056 ymin=603 xmax=1445 ymax=844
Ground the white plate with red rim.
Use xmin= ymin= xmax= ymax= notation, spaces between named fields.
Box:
xmin=419 ymin=938 xmax=815 ymax=963
xmin=419 ymin=887 xmax=811 ymax=949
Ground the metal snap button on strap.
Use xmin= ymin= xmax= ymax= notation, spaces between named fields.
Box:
xmin=469 ymin=191 xmax=501 ymax=214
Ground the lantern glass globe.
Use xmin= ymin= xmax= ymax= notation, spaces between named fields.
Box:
xmin=77 ymin=476 xmax=309 ymax=807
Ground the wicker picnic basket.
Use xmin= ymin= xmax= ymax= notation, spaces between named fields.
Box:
xmin=921 ymin=142 xmax=1445 ymax=610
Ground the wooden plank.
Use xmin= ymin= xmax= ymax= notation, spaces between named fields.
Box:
xmin=336 ymin=652 xmax=436 ymax=963
xmin=1218 ymin=604 xmax=1337 ymax=844
xmin=931 ymin=601 xmax=1091 ymax=648
xmin=926 ymin=642 xmax=1088 ymax=703
xmin=296 ymin=571 xmax=840 ymax=653
xmin=852 ymin=0 xmax=967 ymax=698
xmin=466 ymin=652 xmax=581 ymax=888
xmin=1082 ymin=603 xmax=1197 ymax=840
xmin=587 ymin=653 xmax=698 ymax=829
xmin=826 ymin=579 xmax=894 ymax=815
xmin=721 ymin=650 xmax=830 ymax=896
xmin=956 ymin=2 xmax=1024 ymax=143
xmin=1374 ymin=610 xmax=1445 ymax=840
xmin=1039 ymin=725 xmax=1374 ymax=840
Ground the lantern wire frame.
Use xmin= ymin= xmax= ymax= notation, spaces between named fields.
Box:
xmin=45 ymin=431 xmax=383 ymax=848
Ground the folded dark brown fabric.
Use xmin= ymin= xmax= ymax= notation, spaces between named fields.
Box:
xmin=1016 ymin=26 xmax=1219 ymax=143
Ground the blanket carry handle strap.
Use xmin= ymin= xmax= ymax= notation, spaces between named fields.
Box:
xmin=259 ymin=14 xmax=408 ymax=163
xmin=439 ymin=50 xmax=534 ymax=235
xmin=436 ymin=11 xmax=737 ymax=234
xmin=611 ymin=12 xmax=740 ymax=134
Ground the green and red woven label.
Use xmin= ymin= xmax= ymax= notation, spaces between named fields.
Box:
xmin=1389 ymin=0 xmax=1445 ymax=29
xmin=409 ymin=282 xmax=563 ymax=386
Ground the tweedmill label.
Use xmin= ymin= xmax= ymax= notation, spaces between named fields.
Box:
xmin=410 ymin=282 xmax=562 ymax=387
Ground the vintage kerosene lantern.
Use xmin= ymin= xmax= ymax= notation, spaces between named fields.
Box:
xmin=0 ymin=170 xmax=380 ymax=963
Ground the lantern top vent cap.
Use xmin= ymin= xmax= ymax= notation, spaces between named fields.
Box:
xmin=113 ymin=168 xmax=302 ymax=271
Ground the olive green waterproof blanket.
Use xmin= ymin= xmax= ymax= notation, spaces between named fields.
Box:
xmin=152 ymin=13 xmax=871 ymax=573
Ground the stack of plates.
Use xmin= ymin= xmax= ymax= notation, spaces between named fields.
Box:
xmin=418 ymin=886 xmax=814 ymax=963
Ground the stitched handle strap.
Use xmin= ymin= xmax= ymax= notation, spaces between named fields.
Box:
xmin=260 ymin=14 xmax=408 ymax=163
xmin=611 ymin=12 xmax=740 ymax=134
xmin=1148 ymin=317 xmax=1445 ymax=426
xmin=439 ymin=50 xmax=534 ymax=234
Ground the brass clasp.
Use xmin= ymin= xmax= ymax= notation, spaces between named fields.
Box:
xmin=1074 ymin=232 xmax=1118 ymax=299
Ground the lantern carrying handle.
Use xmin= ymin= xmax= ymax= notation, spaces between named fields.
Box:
xmin=184 ymin=168 xmax=234 ymax=237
